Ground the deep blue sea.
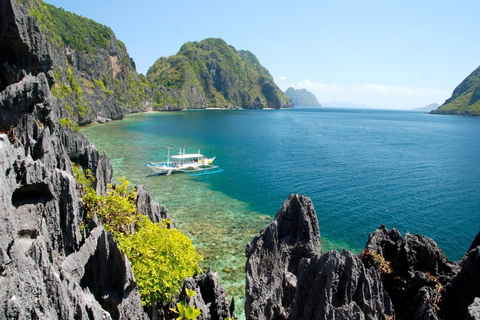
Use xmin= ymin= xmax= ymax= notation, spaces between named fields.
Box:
xmin=81 ymin=107 xmax=480 ymax=312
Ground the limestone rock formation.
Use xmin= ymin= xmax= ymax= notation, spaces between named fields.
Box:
xmin=147 ymin=38 xmax=293 ymax=110
xmin=0 ymin=1 xmax=148 ymax=318
xmin=245 ymin=194 xmax=394 ymax=320
xmin=440 ymin=246 xmax=480 ymax=319
xmin=179 ymin=269 xmax=234 ymax=320
xmin=18 ymin=0 xmax=154 ymax=125
xmin=365 ymin=225 xmax=453 ymax=319
xmin=364 ymin=224 xmax=480 ymax=320
xmin=292 ymin=250 xmax=393 ymax=319
xmin=245 ymin=194 xmax=322 ymax=319
xmin=135 ymin=184 xmax=174 ymax=226
xmin=285 ymin=87 xmax=321 ymax=107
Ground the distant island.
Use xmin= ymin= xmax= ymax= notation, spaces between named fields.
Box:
xmin=431 ymin=65 xmax=480 ymax=116
xmin=413 ymin=103 xmax=440 ymax=112
xmin=285 ymin=87 xmax=321 ymax=106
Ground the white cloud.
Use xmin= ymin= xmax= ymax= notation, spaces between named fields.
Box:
xmin=353 ymin=83 xmax=446 ymax=96
xmin=277 ymin=76 xmax=287 ymax=81
xmin=297 ymin=79 xmax=347 ymax=92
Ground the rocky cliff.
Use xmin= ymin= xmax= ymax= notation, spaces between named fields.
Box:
xmin=246 ymin=194 xmax=480 ymax=320
xmin=285 ymin=87 xmax=321 ymax=107
xmin=0 ymin=1 xmax=233 ymax=319
xmin=147 ymin=38 xmax=293 ymax=110
xmin=431 ymin=65 xmax=480 ymax=116
xmin=17 ymin=0 xmax=155 ymax=125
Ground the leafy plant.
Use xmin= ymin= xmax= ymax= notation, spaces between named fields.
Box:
xmin=170 ymin=288 xmax=202 ymax=320
xmin=117 ymin=219 xmax=203 ymax=306
xmin=73 ymin=165 xmax=203 ymax=308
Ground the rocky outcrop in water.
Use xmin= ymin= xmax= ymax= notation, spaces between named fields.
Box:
xmin=246 ymin=195 xmax=480 ymax=320
xmin=364 ymin=225 xmax=457 ymax=319
xmin=245 ymin=194 xmax=394 ymax=319
xmin=147 ymin=38 xmax=293 ymax=110
xmin=285 ymin=87 xmax=321 ymax=107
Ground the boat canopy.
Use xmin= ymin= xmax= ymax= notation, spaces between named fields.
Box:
xmin=171 ymin=153 xmax=203 ymax=159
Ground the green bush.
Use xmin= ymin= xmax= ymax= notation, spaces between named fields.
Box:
xmin=73 ymin=166 xmax=203 ymax=307
xmin=117 ymin=218 xmax=203 ymax=306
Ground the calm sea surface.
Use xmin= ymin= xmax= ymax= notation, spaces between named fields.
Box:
xmin=81 ymin=107 xmax=480 ymax=311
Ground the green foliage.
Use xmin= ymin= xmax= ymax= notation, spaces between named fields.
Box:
xmin=147 ymin=38 xmax=292 ymax=109
xmin=170 ymin=289 xmax=202 ymax=320
xmin=77 ymin=104 xmax=87 ymax=118
xmin=94 ymin=79 xmax=114 ymax=95
xmin=73 ymin=165 xmax=139 ymax=234
xmin=117 ymin=218 xmax=203 ymax=306
xmin=434 ymin=65 xmax=480 ymax=116
xmin=59 ymin=117 xmax=73 ymax=127
xmin=73 ymin=165 xmax=203 ymax=307
xmin=46 ymin=4 xmax=113 ymax=52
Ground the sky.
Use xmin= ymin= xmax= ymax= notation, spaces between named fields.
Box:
xmin=42 ymin=0 xmax=480 ymax=110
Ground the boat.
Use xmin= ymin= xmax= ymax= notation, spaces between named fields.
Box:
xmin=144 ymin=148 xmax=223 ymax=176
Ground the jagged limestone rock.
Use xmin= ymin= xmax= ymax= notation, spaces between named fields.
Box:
xmin=292 ymin=250 xmax=393 ymax=320
xmin=245 ymin=194 xmax=322 ymax=319
xmin=245 ymin=194 xmax=393 ymax=320
xmin=440 ymin=246 xmax=480 ymax=320
xmin=0 ymin=1 xmax=147 ymax=318
xmin=135 ymin=184 xmax=174 ymax=226
xmin=365 ymin=225 xmax=461 ymax=320
xmin=179 ymin=269 xmax=234 ymax=320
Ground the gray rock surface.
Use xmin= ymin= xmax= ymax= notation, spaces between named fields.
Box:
xmin=365 ymin=225 xmax=458 ymax=320
xmin=0 ymin=1 xmax=147 ymax=318
xmin=178 ymin=269 xmax=234 ymax=320
xmin=245 ymin=194 xmax=393 ymax=320
xmin=245 ymin=193 xmax=322 ymax=320
xmin=135 ymin=184 xmax=174 ymax=226
xmin=440 ymin=246 xmax=480 ymax=319
xmin=291 ymin=250 xmax=393 ymax=320
xmin=466 ymin=298 xmax=480 ymax=320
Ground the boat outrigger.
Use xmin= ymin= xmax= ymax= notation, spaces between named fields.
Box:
xmin=144 ymin=148 xmax=223 ymax=176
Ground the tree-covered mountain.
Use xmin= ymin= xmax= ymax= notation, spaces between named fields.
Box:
xmin=18 ymin=0 xmax=154 ymax=125
xmin=147 ymin=38 xmax=292 ymax=110
xmin=431 ymin=65 xmax=480 ymax=116
xmin=285 ymin=87 xmax=321 ymax=106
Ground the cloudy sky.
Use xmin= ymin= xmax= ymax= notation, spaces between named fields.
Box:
xmin=43 ymin=0 xmax=480 ymax=109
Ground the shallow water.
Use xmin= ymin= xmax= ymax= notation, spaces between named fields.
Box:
xmin=81 ymin=107 xmax=480 ymax=316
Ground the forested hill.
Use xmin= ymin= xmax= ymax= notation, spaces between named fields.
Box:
xmin=285 ymin=87 xmax=321 ymax=106
xmin=147 ymin=38 xmax=292 ymax=110
xmin=431 ymin=65 xmax=480 ymax=116
xmin=18 ymin=0 xmax=154 ymax=125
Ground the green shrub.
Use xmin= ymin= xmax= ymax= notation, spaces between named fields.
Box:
xmin=117 ymin=219 xmax=203 ymax=306
xmin=73 ymin=165 xmax=203 ymax=307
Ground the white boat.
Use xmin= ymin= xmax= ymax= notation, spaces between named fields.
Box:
xmin=145 ymin=148 xmax=223 ymax=176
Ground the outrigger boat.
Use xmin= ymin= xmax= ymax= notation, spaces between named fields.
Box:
xmin=145 ymin=148 xmax=223 ymax=176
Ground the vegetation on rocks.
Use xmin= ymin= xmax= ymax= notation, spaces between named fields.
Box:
xmin=432 ymin=65 xmax=480 ymax=116
xmin=147 ymin=38 xmax=292 ymax=110
xmin=19 ymin=0 xmax=154 ymax=124
xmin=74 ymin=166 xmax=203 ymax=308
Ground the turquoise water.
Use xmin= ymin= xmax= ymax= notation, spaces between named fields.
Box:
xmin=81 ymin=107 xmax=480 ymax=312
